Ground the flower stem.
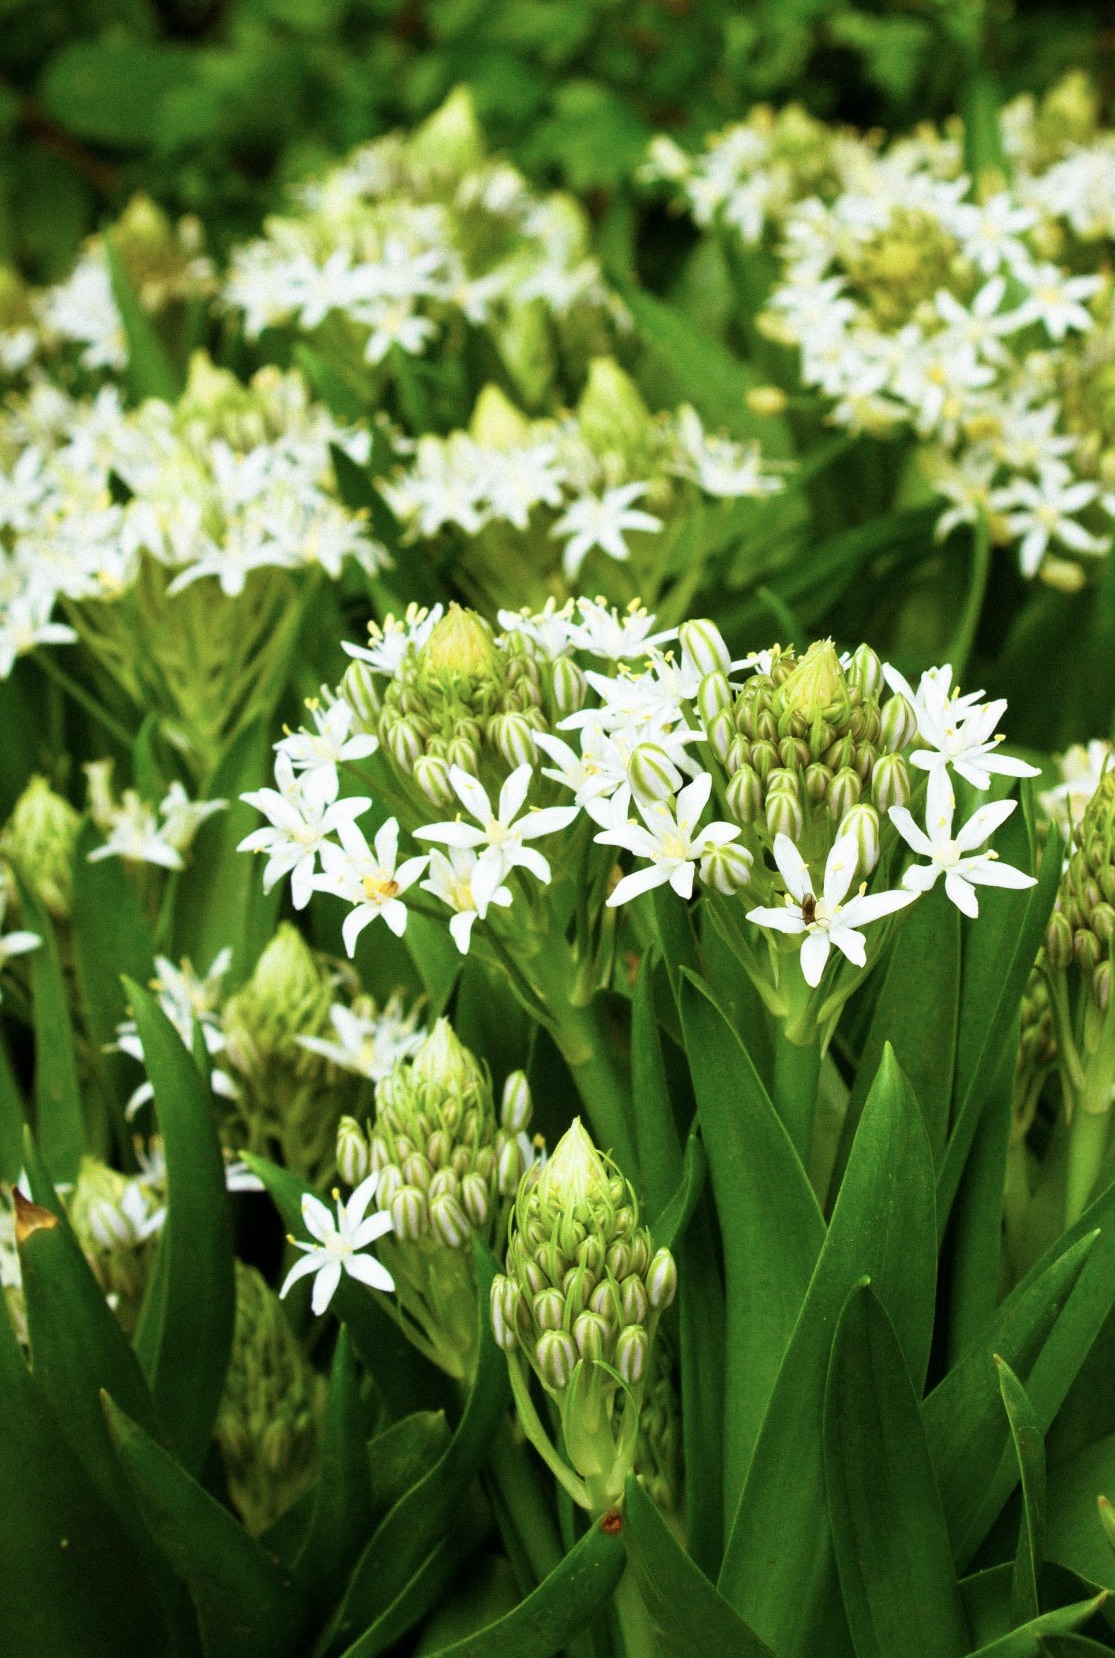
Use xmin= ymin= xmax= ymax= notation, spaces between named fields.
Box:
xmin=773 ymin=1029 xmax=821 ymax=1173
xmin=484 ymin=1415 xmax=564 ymax=1590
xmin=1065 ymin=1107 xmax=1110 ymax=1227
xmin=611 ymin=1563 xmax=660 ymax=1658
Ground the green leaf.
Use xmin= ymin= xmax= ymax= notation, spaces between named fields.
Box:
xmin=654 ymin=1131 xmax=706 ymax=1255
xmin=17 ymin=869 xmax=85 ymax=1183
xmin=679 ymin=1200 xmax=727 ymax=1580
xmin=40 ymin=40 xmax=197 ymax=149
xmin=103 ymin=1394 xmax=310 ymax=1658
xmin=824 ymin=1283 xmax=967 ymax=1658
xmin=996 ymin=1357 xmax=1046 ymax=1623
xmin=295 ymin=1331 xmax=375 ymax=1608
xmin=105 ymin=239 xmax=183 ymax=404
xmin=0 ymin=1028 xmax=27 ymax=1183
xmin=632 ymin=953 xmax=683 ymax=1223
xmin=1047 ymin=1434 xmax=1115 ymax=1591
xmin=680 ymin=969 xmax=825 ymax=1530
xmin=623 ymin=1475 xmax=776 ymax=1658
xmin=172 ymin=720 xmax=282 ymax=983
xmin=924 ymin=1227 xmax=1100 ymax=1565
xmin=964 ymin=1595 xmax=1108 ymax=1656
xmin=718 ymin=1046 xmax=937 ymax=1657
xmin=71 ymin=817 xmax=156 ymax=1126
xmin=417 ymin=1514 xmax=626 ymax=1658
xmin=125 ymin=977 xmax=234 ymax=1474
xmin=326 ymin=1241 xmax=511 ymax=1651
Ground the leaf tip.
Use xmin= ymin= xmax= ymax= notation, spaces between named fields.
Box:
xmin=12 ymin=1186 xmax=58 ymax=1244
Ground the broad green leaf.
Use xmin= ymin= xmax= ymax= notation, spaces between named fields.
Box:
xmin=632 ymin=953 xmax=683 ymax=1223
xmin=295 ymin=1331 xmax=375 ymax=1609
xmin=126 ymin=978 xmax=234 ymax=1474
xmin=679 ymin=1199 xmax=727 ymax=1580
xmin=415 ymin=1515 xmax=626 ymax=1658
xmin=718 ymin=1046 xmax=937 ymax=1657
xmin=824 ymin=1284 xmax=967 ymax=1658
xmin=17 ymin=870 xmax=85 ymax=1182
xmin=964 ymin=1595 xmax=1108 ymax=1656
xmin=413 ymin=1556 xmax=519 ymax=1655
xmin=943 ymin=1035 xmax=1015 ymax=1367
xmin=680 ymin=969 xmax=825 ymax=1528
xmin=71 ymin=817 xmax=156 ymax=1127
xmin=654 ymin=1131 xmax=706 ymax=1255
xmin=172 ymin=720 xmax=283 ymax=983
xmin=0 ymin=1029 xmax=26 ymax=1182
xmin=623 ymin=1475 xmax=776 ymax=1658
xmin=104 ymin=1395 xmax=309 ymax=1658
xmin=1047 ymin=1434 xmax=1115 ymax=1592
xmin=996 ymin=1357 xmax=1045 ymax=1623
xmin=924 ymin=1228 xmax=1099 ymax=1564
xmin=326 ymin=1241 xmax=511 ymax=1650
xmin=106 ymin=239 xmax=183 ymax=404
xmin=0 ymin=1290 xmax=179 ymax=1658
xmin=368 ymin=1412 xmax=452 ymax=1517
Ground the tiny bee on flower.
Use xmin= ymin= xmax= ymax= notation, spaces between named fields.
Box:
xmin=800 ymin=891 xmax=817 ymax=925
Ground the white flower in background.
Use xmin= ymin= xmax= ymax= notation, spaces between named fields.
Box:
xmin=564 ymin=597 xmax=677 ymax=660
xmin=420 ymin=846 xmax=514 ymax=953
xmin=993 ymin=463 xmax=1107 ymax=578
xmin=35 ymin=250 xmax=126 ymax=371
xmin=550 ymin=482 xmax=663 ymax=580
xmin=670 ymin=406 xmax=786 ymax=499
xmin=314 ymin=816 xmax=428 ymax=952
xmin=889 ymin=769 xmax=1037 ymax=917
xmin=413 ymin=763 xmax=578 ymax=912
xmin=497 ymin=599 xmax=577 ymax=660
xmin=296 ymin=991 xmax=425 ymax=1079
xmin=86 ymin=794 xmax=185 ymax=871
xmin=115 ymin=950 xmax=239 ymax=1119
xmin=746 ymin=832 xmax=917 ymax=987
xmin=0 ymin=590 xmax=78 ymax=678
xmin=279 ymin=1173 xmax=394 ymax=1316
xmin=1007 ymin=268 xmax=1103 ymax=341
xmin=85 ymin=1180 xmax=166 ymax=1249
xmin=275 ymin=696 xmax=379 ymax=787
xmin=344 ymin=603 xmax=445 ymax=675
xmin=156 ymin=783 xmax=227 ymax=856
xmin=883 ymin=663 xmax=1042 ymax=789
xmin=0 ymin=881 xmax=40 ymax=974
xmin=599 ymin=772 xmax=744 ymax=905
xmin=1039 ymin=739 xmax=1114 ymax=837
xmin=239 ymin=754 xmax=371 ymax=909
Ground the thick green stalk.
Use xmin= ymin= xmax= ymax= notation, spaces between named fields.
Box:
xmin=1065 ymin=1108 xmax=1109 ymax=1227
xmin=484 ymin=1415 xmax=564 ymax=1590
xmin=611 ymin=1563 xmax=660 ymax=1658
xmin=772 ymin=1029 xmax=822 ymax=1174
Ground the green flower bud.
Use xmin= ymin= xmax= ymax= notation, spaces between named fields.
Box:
xmin=880 ymin=694 xmax=918 ymax=752
xmin=407 ymin=85 xmax=487 ymax=178
xmin=536 ymin=1327 xmax=578 ymax=1390
xmin=413 ymin=754 xmax=456 ymax=808
xmin=574 ymin=1309 xmax=609 ymax=1361
xmin=646 ymin=1247 xmax=678 ymax=1310
xmin=446 ymin=735 xmax=482 ymax=774
xmin=490 ymin=711 xmax=537 ymax=769
xmin=697 ymin=671 xmax=732 ymax=727
xmin=224 ymin=923 xmax=334 ymax=1078
xmin=726 ymin=765 xmax=762 ymax=824
xmin=699 ymin=841 xmax=754 ymax=895
xmin=615 ymin=1324 xmax=648 ymax=1386
xmin=550 ymin=656 xmax=587 ymax=717
xmin=1093 ymin=902 xmax=1115 ymax=945
xmin=620 ymin=1274 xmax=649 ymax=1325
xmin=533 ymin=1286 xmax=566 ymax=1330
xmin=1 ymin=776 xmax=80 ymax=919
xmin=391 ymin=1186 xmax=428 ymax=1241
xmin=430 ymin=1191 xmax=471 ymax=1249
xmin=491 ymin=1274 xmax=521 ymax=1350
xmin=872 ymin=752 xmax=912 ymax=813
xmin=1075 ymin=929 xmax=1102 ymax=974
xmin=501 ymin=1071 xmax=532 ymax=1133
xmin=839 ymin=802 xmax=882 ymax=877
xmin=419 ymin=605 xmax=499 ymax=687
xmin=827 ymin=766 xmax=862 ymax=821
xmin=460 ymin=1171 xmax=490 ymax=1229
xmin=497 ymin=1135 xmax=526 ymax=1195
xmin=779 ymin=736 xmax=812 ymax=772
xmin=750 ymin=740 xmax=779 ymax=783
xmin=775 ymin=639 xmax=849 ymax=728
xmin=629 ymin=744 xmax=683 ymax=806
xmin=339 ymin=660 xmax=382 ymax=730
xmin=336 ymin=1117 xmax=370 ymax=1187
xmin=469 ymin=384 xmax=533 ymax=450
xmin=708 ymin=709 xmax=736 ymax=764
xmin=386 ymin=717 xmax=424 ymax=774
xmin=1045 ymin=906 xmax=1074 ymax=967
xmin=846 ymin=644 xmax=884 ymax=698
xmin=680 ymin=620 xmax=731 ymax=678
xmin=576 ymin=358 xmax=654 ymax=464
xmin=766 ymin=787 xmax=804 ymax=841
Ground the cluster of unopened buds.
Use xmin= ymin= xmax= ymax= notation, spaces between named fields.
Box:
xmin=241 ymin=598 xmax=1040 ymax=1008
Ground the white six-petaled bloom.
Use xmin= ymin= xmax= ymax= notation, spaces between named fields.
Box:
xmin=550 ymin=482 xmax=663 ymax=581
xmin=598 ymin=773 xmax=744 ymax=906
xmin=746 ymin=832 xmax=917 ymax=987
xmin=279 ymin=1173 xmax=394 ymax=1316
xmin=420 ymin=845 xmax=514 ymax=953
xmin=314 ymin=815 xmax=428 ymax=953
xmin=413 ymin=763 xmax=578 ymax=914
xmin=238 ymin=753 xmax=372 ymax=909
xmin=883 ymin=663 xmax=1042 ymax=790
xmin=888 ymin=769 xmax=1037 ymax=917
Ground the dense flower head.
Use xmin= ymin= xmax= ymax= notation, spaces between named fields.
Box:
xmin=1045 ymin=768 xmax=1115 ymax=1009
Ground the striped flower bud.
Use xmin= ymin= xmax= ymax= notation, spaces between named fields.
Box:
xmin=430 ymin=1192 xmax=471 ymax=1248
xmin=339 ymin=660 xmax=382 ymax=729
xmin=490 ymin=712 xmax=537 ymax=769
xmin=620 ymin=1274 xmax=649 ymax=1326
xmin=460 ymin=1171 xmax=491 ymax=1229
xmin=615 ymin=1325 xmax=649 ymax=1386
xmin=573 ymin=1309 xmax=609 ymax=1361
xmin=680 ymin=619 xmax=732 ymax=677
xmin=707 ymin=708 xmax=736 ymax=763
xmin=1045 ymin=906 xmax=1074 ymax=968
xmin=536 ymin=1327 xmax=578 ymax=1390
xmin=750 ymin=739 xmax=779 ymax=782
xmin=804 ymin=762 xmax=830 ymax=804
xmin=413 ymin=754 xmax=456 ymax=808
xmin=726 ymin=765 xmax=762 ymax=824
xmin=551 ymin=656 xmax=587 ymax=717
xmin=629 ymin=744 xmax=683 ymax=806
xmin=646 ymin=1248 xmax=678 ymax=1310
xmin=871 ymin=752 xmax=911 ymax=813
xmin=445 ymin=735 xmax=481 ymax=775
xmin=839 ymin=802 xmax=882 ymax=877
xmin=879 ymin=693 xmax=918 ymax=752
xmin=391 ymin=1185 xmax=428 ymax=1242
xmin=501 ymin=1071 xmax=532 ymax=1133
xmin=699 ymin=840 xmax=754 ymax=895
xmin=497 ymin=1134 xmax=526 ymax=1196
xmin=697 ymin=670 xmax=732 ymax=727
xmin=827 ymin=766 xmax=862 ymax=821
xmin=385 ymin=716 xmax=424 ymax=774
xmin=846 ymin=644 xmax=884 ymax=698
xmin=336 ymin=1117 xmax=370 ymax=1186
xmin=490 ymin=1275 xmax=520 ymax=1351
xmin=766 ymin=787 xmax=804 ymax=841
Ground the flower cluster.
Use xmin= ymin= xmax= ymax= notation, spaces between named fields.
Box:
xmin=650 ymin=75 xmax=1115 ymax=584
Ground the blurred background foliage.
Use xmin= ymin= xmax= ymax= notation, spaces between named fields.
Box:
xmin=0 ymin=0 xmax=1109 ymax=281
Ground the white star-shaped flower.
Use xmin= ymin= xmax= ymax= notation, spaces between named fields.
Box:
xmin=889 ymin=770 xmax=1036 ymax=917
xmin=239 ymin=754 xmax=371 ymax=909
xmin=597 ymin=773 xmax=744 ymax=906
xmin=279 ymin=1173 xmax=394 ymax=1316
xmin=314 ymin=816 xmax=428 ymax=953
xmin=413 ymin=764 xmax=578 ymax=913
xmin=550 ymin=483 xmax=663 ymax=580
xmin=747 ymin=832 xmax=916 ymax=987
